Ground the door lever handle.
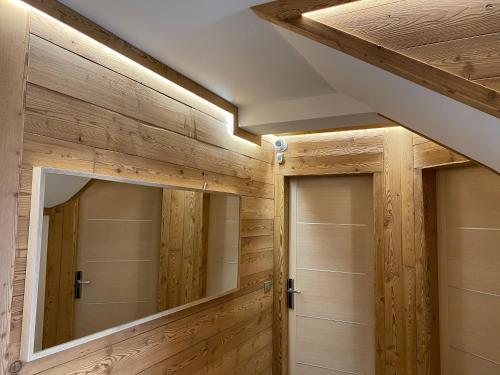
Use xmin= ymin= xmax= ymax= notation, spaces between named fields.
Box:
xmin=75 ymin=270 xmax=90 ymax=299
xmin=287 ymin=278 xmax=300 ymax=309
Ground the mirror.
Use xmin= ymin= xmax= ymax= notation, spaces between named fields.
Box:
xmin=24 ymin=169 xmax=240 ymax=358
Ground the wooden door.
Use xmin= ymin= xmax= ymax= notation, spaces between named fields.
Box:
xmin=289 ymin=175 xmax=375 ymax=375
xmin=437 ymin=166 xmax=500 ymax=375
xmin=74 ymin=180 xmax=162 ymax=339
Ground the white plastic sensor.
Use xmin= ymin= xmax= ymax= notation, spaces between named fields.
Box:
xmin=274 ymin=138 xmax=287 ymax=164
xmin=273 ymin=138 xmax=288 ymax=152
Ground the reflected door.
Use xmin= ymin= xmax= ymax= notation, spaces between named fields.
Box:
xmin=289 ymin=176 xmax=375 ymax=375
xmin=74 ymin=180 xmax=162 ymax=339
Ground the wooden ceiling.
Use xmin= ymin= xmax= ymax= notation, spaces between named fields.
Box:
xmin=307 ymin=0 xmax=500 ymax=92
xmin=253 ymin=0 xmax=500 ymax=119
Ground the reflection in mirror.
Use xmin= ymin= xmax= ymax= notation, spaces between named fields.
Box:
xmin=33 ymin=171 xmax=240 ymax=353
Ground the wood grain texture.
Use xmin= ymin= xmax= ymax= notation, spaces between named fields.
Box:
xmin=476 ymin=76 xmax=500 ymax=91
xmin=28 ymin=35 xmax=195 ymax=137
xmin=252 ymin=0 xmax=358 ymax=20
xmin=414 ymin=169 xmax=441 ymax=375
xmin=42 ymin=198 xmax=79 ymax=349
xmin=0 ymin=2 xmax=29 ymax=373
xmin=24 ymin=84 xmax=273 ymax=185
xmin=271 ymin=127 xmax=461 ymax=375
xmin=413 ymin=138 xmax=470 ymax=169
xmin=373 ymin=172 xmax=386 ymax=375
xmin=273 ymin=173 xmax=289 ymax=375
xmin=254 ymin=4 xmax=500 ymax=119
xmin=400 ymin=130 xmax=416 ymax=375
xmin=158 ymin=189 xmax=208 ymax=311
xmin=26 ymin=2 xmax=261 ymax=145
xmin=383 ymin=128 xmax=405 ymax=375
xmin=278 ymin=131 xmax=384 ymax=176
xmin=403 ymin=33 xmax=500 ymax=82
xmin=8 ymin=12 xmax=274 ymax=373
xmin=313 ymin=0 xmax=500 ymax=51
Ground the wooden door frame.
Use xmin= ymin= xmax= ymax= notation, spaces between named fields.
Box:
xmin=414 ymin=158 xmax=489 ymax=375
xmin=274 ymin=170 xmax=384 ymax=375
xmin=273 ymin=129 xmax=483 ymax=375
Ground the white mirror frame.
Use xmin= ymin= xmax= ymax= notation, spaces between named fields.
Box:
xmin=21 ymin=167 xmax=240 ymax=362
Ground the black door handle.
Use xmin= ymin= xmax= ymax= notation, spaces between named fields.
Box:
xmin=287 ymin=278 xmax=301 ymax=309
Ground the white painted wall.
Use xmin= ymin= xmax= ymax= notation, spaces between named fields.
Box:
xmin=277 ymin=27 xmax=500 ymax=171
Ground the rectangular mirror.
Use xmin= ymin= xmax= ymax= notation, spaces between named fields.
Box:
xmin=22 ymin=168 xmax=240 ymax=360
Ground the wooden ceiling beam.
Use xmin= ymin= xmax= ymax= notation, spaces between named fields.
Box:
xmin=252 ymin=1 xmax=500 ymax=120
xmin=252 ymin=0 xmax=359 ymax=21
xmin=23 ymin=0 xmax=262 ymax=145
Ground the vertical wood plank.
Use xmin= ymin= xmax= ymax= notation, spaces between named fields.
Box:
xmin=42 ymin=207 xmax=63 ymax=348
xmin=415 ymin=169 xmax=441 ymax=375
xmin=401 ymin=129 xmax=417 ymax=375
xmin=158 ymin=190 xmax=171 ymax=311
xmin=181 ymin=191 xmax=196 ymax=304
xmin=373 ymin=172 xmax=386 ymax=375
xmin=199 ymin=194 xmax=210 ymax=299
xmin=0 ymin=1 xmax=29 ymax=372
xmin=56 ymin=198 xmax=79 ymax=344
xmin=383 ymin=128 xmax=405 ymax=375
xmin=273 ymin=173 xmax=288 ymax=375
xmin=167 ymin=190 xmax=185 ymax=308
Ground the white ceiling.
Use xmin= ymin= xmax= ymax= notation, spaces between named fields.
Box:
xmin=58 ymin=0 xmax=386 ymax=132
xmin=59 ymin=0 xmax=334 ymax=107
xmin=44 ymin=174 xmax=90 ymax=208
xmin=56 ymin=1 xmax=499 ymax=170
xmin=278 ymin=26 xmax=500 ymax=171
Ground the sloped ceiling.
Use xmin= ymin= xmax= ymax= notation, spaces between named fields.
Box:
xmin=58 ymin=0 xmax=335 ymax=107
xmin=57 ymin=0 xmax=387 ymax=133
xmin=274 ymin=26 xmax=500 ymax=171
xmin=54 ymin=1 xmax=499 ymax=169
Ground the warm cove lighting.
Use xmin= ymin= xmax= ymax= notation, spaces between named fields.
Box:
xmin=12 ymin=0 xmax=238 ymax=136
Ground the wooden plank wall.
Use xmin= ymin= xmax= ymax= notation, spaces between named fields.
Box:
xmin=273 ymin=127 xmax=471 ymax=375
xmin=0 ymin=1 xmax=29 ymax=374
xmin=4 ymin=6 xmax=275 ymax=374
xmin=158 ymin=189 xmax=208 ymax=311
xmin=42 ymin=199 xmax=79 ymax=350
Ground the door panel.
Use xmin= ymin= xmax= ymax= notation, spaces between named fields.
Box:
xmin=289 ymin=175 xmax=375 ymax=375
xmin=296 ymin=270 xmax=370 ymax=323
xmin=437 ymin=166 xmax=500 ymax=374
xmin=296 ymin=316 xmax=369 ymax=374
xmin=296 ymin=223 xmax=370 ymax=273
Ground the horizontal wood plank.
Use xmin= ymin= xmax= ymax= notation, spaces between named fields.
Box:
xmin=25 ymin=84 xmax=273 ymax=186
xmin=28 ymin=35 xmax=194 ymax=137
xmin=413 ymin=141 xmax=469 ymax=169
xmin=24 ymin=2 xmax=238 ymax=120
xmin=313 ymin=0 xmax=500 ymax=50
xmin=93 ymin=148 xmax=273 ymax=198
xmin=403 ymin=32 xmax=500 ymax=81
xmin=241 ymin=197 xmax=275 ymax=220
xmin=279 ymin=152 xmax=383 ymax=175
